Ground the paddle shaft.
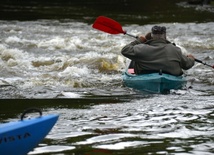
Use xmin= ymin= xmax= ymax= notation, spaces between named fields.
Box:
xmin=124 ymin=32 xmax=137 ymax=38
xmin=195 ymin=59 xmax=214 ymax=68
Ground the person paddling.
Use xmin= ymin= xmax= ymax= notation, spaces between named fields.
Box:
xmin=121 ymin=26 xmax=195 ymax=76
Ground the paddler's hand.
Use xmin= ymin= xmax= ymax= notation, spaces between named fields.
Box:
xmin=187 ymin=54 xmax=195 ymax=60
xmin=137 ymin=35 xmax=147 ymax=43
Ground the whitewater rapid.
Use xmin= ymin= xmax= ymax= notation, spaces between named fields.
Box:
xmin=0 ymin=20 xmax=213 ymax=98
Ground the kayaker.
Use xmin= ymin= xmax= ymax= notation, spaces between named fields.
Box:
xmin=121 ymin=25 xmax=195 ymax=76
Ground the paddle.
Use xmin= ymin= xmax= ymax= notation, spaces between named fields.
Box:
xmin=195 ymin=59 xmax=214 ymax=69
xmin=92 ymin=16 xmax=137 ymax=38
xmin=92 ymin=16 xmax=214 ymax=69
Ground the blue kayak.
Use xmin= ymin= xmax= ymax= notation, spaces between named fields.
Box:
xmin=0 ymin=110 xmax=59 ymax=155
xmin=122 ymin=69 xmax=187 ymax=93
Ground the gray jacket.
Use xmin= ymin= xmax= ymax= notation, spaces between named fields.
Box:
xmin=121 ymin=39 xmax=195 ymax=76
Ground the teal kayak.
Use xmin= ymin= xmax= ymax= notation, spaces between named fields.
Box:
xmin=122 ymin=69 xmax=187 ymax=93
xmin=0 ymin=109 xmax=59 ymax=155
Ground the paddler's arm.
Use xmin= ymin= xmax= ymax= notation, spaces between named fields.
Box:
xmin=180 ymin=54 xmax=195 ymax=70
xmin=121 ymin=35 xmax=146 ymax=59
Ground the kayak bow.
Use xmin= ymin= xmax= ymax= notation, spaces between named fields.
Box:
xmin=0 ymin=109 xmax=59 ymax=155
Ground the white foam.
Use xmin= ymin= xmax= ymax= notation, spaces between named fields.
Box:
xmin=28 ymin=145 xmax=75 ymax=154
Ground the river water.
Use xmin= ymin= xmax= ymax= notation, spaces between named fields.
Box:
xmin=0 ymin=1 xmax=214 ymax=155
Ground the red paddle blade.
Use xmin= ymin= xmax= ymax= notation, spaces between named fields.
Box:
xmin=92 ymin=16 xmax=126 ymax=35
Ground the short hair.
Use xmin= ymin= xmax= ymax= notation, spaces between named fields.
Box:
xmin=151 ymin=26 xmax=166 ymax=40
xmin=151 ymin=33 xmax=166 ymax=40
xmin=151 ymin=26 xmax=166 ymax=34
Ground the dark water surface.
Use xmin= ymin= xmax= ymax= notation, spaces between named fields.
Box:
xmin=1 ymin=0 xmax=214 ymax=24
xmin=0 ymin=0 xmax=214 ymax=154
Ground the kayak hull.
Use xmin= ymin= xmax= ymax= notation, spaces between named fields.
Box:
xmin=122 ymin=71 xmax=187 ymax=93
xmin=0 ymin=114 xmax=59 ymax=155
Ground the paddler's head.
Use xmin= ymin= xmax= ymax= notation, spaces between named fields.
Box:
xmin=151 ymin=26 xmax=166 ymax=40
